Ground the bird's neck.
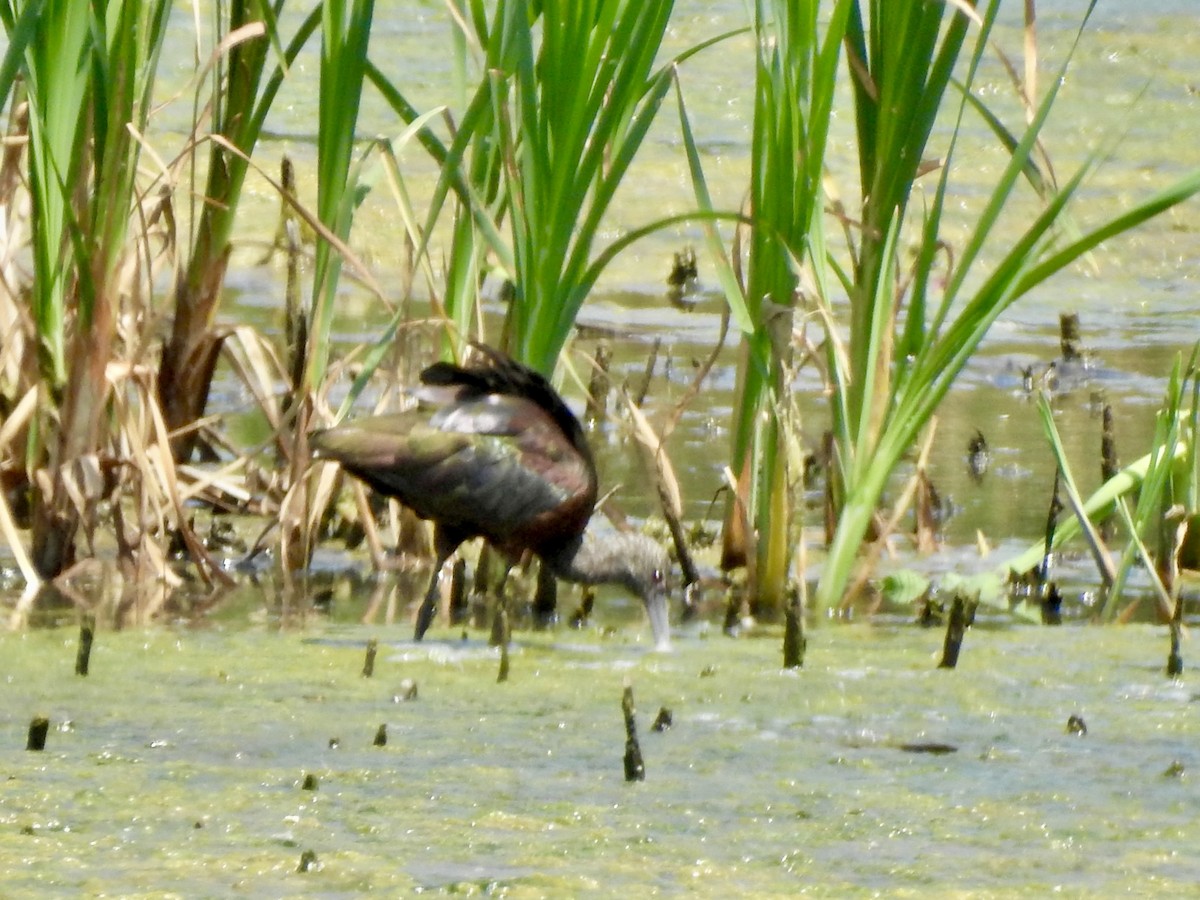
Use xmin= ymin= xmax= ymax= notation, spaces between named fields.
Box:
xmin=541 ymin=529 xmax=638 ymax=592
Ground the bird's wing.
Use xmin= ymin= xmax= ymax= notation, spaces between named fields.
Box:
xmin=311 ymin=397 xmax=594 ymax=552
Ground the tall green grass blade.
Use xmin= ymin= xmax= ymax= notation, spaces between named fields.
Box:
xmin=813 ymin=0 xmax=1200 ymax=617
xmin=22 ymin=0 xmax=91 ymax=386
xmin=0 ymin=0 xmax=43 ymax=111
xmin=699 ymin=0 xmax=851 ymax=610
xmin=478 ymin=0 xmax=676 ymax=374
xmin=162 ymin=2 xmax=321 ymax=461
xmin=1036 ymin=393 xmax=1115 ymax=587
xmin=305 ymin=0 xmax=375 ymax=393
xmin=674 ymin=75 xmax=752 ymax=334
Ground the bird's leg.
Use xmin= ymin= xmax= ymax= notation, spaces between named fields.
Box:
xmin=489 ymin=561 xmax=515 ymax=647
xmin=532 ymin=560 xmax=558 ymax=629
xmin=448 ymin=558 xmax=469 ymax=625
xmin=489 ymin=578 xmax=507 ymax=647
xmin=413 ymin=566 xmax=444 ymax=642
xmin=414 ymin=528 xmax=462 ymax=641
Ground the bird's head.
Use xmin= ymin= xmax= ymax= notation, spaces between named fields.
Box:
xmin=611 ymin=532 xmax=673 ymax=652
xmin=546 ymin=528 xmax=674 ymax=651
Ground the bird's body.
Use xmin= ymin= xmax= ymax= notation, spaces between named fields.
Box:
xmin=311 ymin=345 xmax=671 ymax=649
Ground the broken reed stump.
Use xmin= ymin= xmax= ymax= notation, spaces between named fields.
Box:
xmin=373 ymin=724 xmax=388 ymax=747
xmin=622 ymin=684 xmax=645 ymax=782
xmin=297 ymin=849 xmax=319 ymax=873
xmin=26 ymin=716 xmax=49 ymax=751
xmin=666 ymin=246 xmax=698 ymax=290
xmin=1100 ymin=405 xmax=1119 ymax=482
xmin=1059 ymin=312 xmax=1083 ymax=362
xmin=966 ymin=429 xmax=990 ymax=482
xmin=631 ymin=338 xmax=660 ymax=409
xmin=1041 ymin=582 xmax=1063 ymax=626
xmin=1168 ymin=620 xmax=1184 ymax=678
xmin=782 ymin=586 xmax=806 ymax=669
xmin=1099 ymin=404 xmax=1119 ymax=541
xmin=938 ymin=592 xmax=978 ymax=669
xmin=362 ymin=638 xmax=378 ymax=678
xmin=301 ymin=773 xmax=319 ymax=791
xmin=75 ymin=614 xmax=95 ymax=677
xmin=584 ymin=341 xmax=612 ymax=427
xmin=1040 ymin=468 xmax=1064 ymax=584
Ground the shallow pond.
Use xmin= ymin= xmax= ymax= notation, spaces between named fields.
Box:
xmin=4 ymin=3 xmax=1200 ymax=895
xmin=3 ymin=621 xmax=1198 ymax=896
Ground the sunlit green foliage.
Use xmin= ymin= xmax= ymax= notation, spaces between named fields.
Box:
xmin=3 ymin=0 xmax=170 ymax=575
xmin=681 ymin=0 xmax=851 ymax=615
xmin=162 ymin=1 xmax=321 ymax=462
xmin=1028 ymin=347 xmax=1200 ymax=620
xmin=305 ymin=0 xmax=376 ymax=393
xmin=812 ymin=0 xmax=1200 ymax=615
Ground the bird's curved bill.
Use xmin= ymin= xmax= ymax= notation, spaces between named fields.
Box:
xmin=644 ymin=588 xmax=672 ymax=652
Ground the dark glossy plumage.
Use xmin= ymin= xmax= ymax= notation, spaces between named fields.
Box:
xmin=311 ymin=345 xmax=671 ymax=649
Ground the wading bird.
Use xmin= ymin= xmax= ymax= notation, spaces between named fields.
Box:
xmin=311 ymin=345 xmax=672 ymax=650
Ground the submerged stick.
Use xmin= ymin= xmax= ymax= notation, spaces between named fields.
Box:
xmin=622 ymin=684 xmax=644 ymax=782
xmin=373 ymin=724 xmax=387 ymax=747
xmin=75 ymin=614 xmax=95 ymax=677
xmin=26 ymin=716 xmax=49 ymax=751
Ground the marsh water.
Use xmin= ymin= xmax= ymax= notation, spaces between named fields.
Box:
xmin=3 ymin=623 xmax=1199 ymax=895
xmin=4 ymin=1 xmax=1200 ymax=895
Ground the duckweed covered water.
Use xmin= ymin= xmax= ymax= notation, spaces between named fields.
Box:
xmin=4 ymin=3 xmax=1200 ymax=895
xmin=2 ymin=622 xmax=1196 ymax=895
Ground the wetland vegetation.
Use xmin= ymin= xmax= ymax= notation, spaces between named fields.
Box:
xmin=2 ymin=0 xmax=1200 ymax=893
